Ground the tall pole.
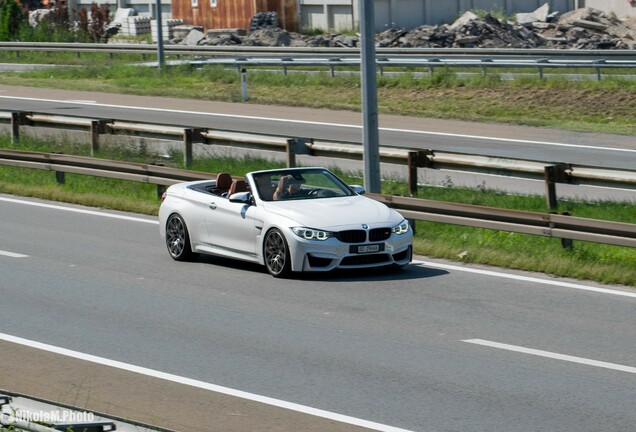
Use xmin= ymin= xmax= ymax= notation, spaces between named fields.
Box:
xmin=360 ymin=0 xmax=381 ymax=193
xmin=155 ymin=0 xmax=165 ymax=68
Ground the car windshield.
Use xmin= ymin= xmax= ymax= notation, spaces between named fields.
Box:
xmin=253 ymin=169 xmax=354 ymax=202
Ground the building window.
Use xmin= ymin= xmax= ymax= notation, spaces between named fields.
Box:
xmin=192 ymin=0 xmax=198 ymax=7
xmin=211 ymin=0 xmax=217 ymax=7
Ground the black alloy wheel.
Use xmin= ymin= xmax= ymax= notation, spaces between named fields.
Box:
xmin=166 ymin=214 xmax=195 ymax=261
xmin=263 ymin=228 xmax=292 ymax=277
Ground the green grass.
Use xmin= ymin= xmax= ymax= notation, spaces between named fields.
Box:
xmin=1 ymin=134 xmax=635 ymax=287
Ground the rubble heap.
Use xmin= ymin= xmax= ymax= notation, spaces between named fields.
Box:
xmin=376 ymin=6 xmax=636 ymax=49
xmin=173 ymin=5 xmax=636 ymax=50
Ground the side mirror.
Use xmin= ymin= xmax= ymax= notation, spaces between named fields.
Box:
xmin=350 ymin=185 xmax=365 ymax=195
xmin=229 ymin=191 xmax=252 ymax=204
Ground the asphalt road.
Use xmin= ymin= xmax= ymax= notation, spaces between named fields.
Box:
xmin=1 ymin=85 xmax=634 ymax=202
xmin=1 ymin=195 xmax=635 ymax=432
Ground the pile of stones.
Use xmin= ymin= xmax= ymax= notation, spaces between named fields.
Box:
xmin=173 ymin=5 xmax=636 ymax=50
xmin=375 ymin=6 xmax=636 ymax=49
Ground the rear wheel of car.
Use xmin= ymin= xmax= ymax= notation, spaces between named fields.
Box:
xmin=166 ymin=214 xmax=195 ymax=261
xmin=264 ymin=228 xmax=292 ymax=278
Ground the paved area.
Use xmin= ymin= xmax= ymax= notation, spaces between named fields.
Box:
xmin=0 ymin=339 xmax=373 ymax=432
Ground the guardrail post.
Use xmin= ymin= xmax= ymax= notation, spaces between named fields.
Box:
xmin=560 ymin=212 xmax=574 ymax=250
xmin=10 ymin=112 xmax=20 ymax=143
xmin=183 ymin=128 xmax=205 ymax=168
xmin=544 ymin=165 xmax=559 ymax=210
xmin=286 ymin=138 xmax=312 ymax=168
xmin=594 ymin=60 xmax=605 ymax=81
xmin=481 ymin=59 xmax=492 ymax=77
xmin=537 ymin=58 xmax=549 ymax=81
xmin=407 ymin=150 xmax=433 ymax=196
xmin=184 ymin=129 xmax=193 ymax=168
xmin=10 ymin=112 xmax=30 ymax=144
xmin=329 ymin=58 xmax=341 ymax=77
xmin=90 ymin=120 xmax=109 ymax=156
xmin=543 ymin=164 xmax=569 ymax=210
xmin=241 ymin=68 xmax=249 ymax=101
xmin=55 ymin=170 xmax=65 ymax=184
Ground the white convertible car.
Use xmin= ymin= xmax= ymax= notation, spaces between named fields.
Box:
xmin=159 ymin=167 xmax=413 ymax=277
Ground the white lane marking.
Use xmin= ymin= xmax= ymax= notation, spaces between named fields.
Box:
xmin=463 ymin=339 xmax=636 ymax=375
xmin=0 ymin=333 xmax=416 ymax=432
xmin=0 ymin=197 xmax=158 ymax=225
xmin=412 ymin=260 xmax=636 ymax=299
xmin=65 ymin=99 xmax=97 ymax=104
xmin=1 ymin=95 xmax=634 ymax=154
xmin=0 ymin=250 xmax=28 ymax=258
xmin=381 ymin=126 xmax=636 ymax=153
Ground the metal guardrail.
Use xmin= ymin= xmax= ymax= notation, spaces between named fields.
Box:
xmin=0 ymin=149 xmax=634 ymax=248
xmin=1 ymin=110 xmax=635 ymax=209
xmin=188 ymin=56 xmax=636 ymax=81
xmin=0 ymin=148 xmax=211 ymax=186
xmin=1 ymin=43 xmax=635 ymax=59
xmin=1 ymin=43 xmax=635 ymax=80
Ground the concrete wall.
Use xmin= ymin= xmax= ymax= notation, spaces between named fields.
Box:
xmin=308 ymin=0 xmax=635 ymax=32
xmin=300 ymin=0 xmax=576 ymax=32
xmin=583 ymin=0 xmax=636 ymax=19
xmin=356 ymin=0 xmax=575 ymax=31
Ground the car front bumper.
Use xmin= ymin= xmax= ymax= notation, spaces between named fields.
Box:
xmin=287 ymin=229 xmax=414 ymax=272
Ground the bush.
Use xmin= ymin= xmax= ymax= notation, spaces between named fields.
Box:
xmin=0 ymin=0 xmax=23 ymax=41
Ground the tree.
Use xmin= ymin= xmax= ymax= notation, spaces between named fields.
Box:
xmin=78 ymin=2 xmax=111 ymax=42
xmin=0 ymin=0 xmax=24 ymax=41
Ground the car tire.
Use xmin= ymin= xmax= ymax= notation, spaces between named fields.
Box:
xmin=166 ymin=214 xmax=196 ymax=261
xmin=263 ymin=228 xmax=292 ymax=278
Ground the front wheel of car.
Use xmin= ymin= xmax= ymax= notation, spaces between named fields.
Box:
xmin=166 ymin=214 xmax=195 ymax=261
xmin=264 ymin=228 xmax=292 ymax=278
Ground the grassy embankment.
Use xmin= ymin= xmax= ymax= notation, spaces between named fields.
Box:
xmin=0 ymin=56 xmax=635 ymax=286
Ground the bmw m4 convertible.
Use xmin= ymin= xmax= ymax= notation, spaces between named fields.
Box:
xmin=159 ymin=167 xmax=413 ymax=277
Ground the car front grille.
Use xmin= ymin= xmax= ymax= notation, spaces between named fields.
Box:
xmin=369 ymin=228 xmax=391 ymax=241
xmin=335 ymin=230 xmax=366 ymax=243
xmin=335 ymin=227 xmax=392 ymax=243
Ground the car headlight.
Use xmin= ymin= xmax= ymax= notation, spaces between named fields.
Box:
xmin=392 ymin=220 xmax=410 ymax=235
xmin=291 ymin=227 xmax=333 ymax=241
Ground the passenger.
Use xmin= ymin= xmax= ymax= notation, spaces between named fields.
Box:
xmin=255 ymin=174 xmax=276 ymax=201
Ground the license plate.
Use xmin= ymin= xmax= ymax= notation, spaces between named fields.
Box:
xmin=354 ymin=244 xmax=382 ymax=254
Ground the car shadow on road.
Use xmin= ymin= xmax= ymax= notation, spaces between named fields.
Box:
xmin=195 ymin=254 xmax=447 ymax=281
xmin=299 ymin=263 xmax=448 ymax=282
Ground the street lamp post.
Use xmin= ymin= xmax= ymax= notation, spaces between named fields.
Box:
xmin=359 ymin=0 xmax=381 ymax=193
xmin=155 ymin=0 xmax=165 ymax=68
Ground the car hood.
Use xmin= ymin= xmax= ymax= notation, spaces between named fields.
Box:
xmin=262 ymin=196 xmax=401 ymax=229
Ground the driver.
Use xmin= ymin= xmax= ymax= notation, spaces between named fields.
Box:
xmin=273 ymin=175 xmax=301 ymax=200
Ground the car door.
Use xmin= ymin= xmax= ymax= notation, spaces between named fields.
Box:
xmin=204 ymin=196 xmax=259 ymax=259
